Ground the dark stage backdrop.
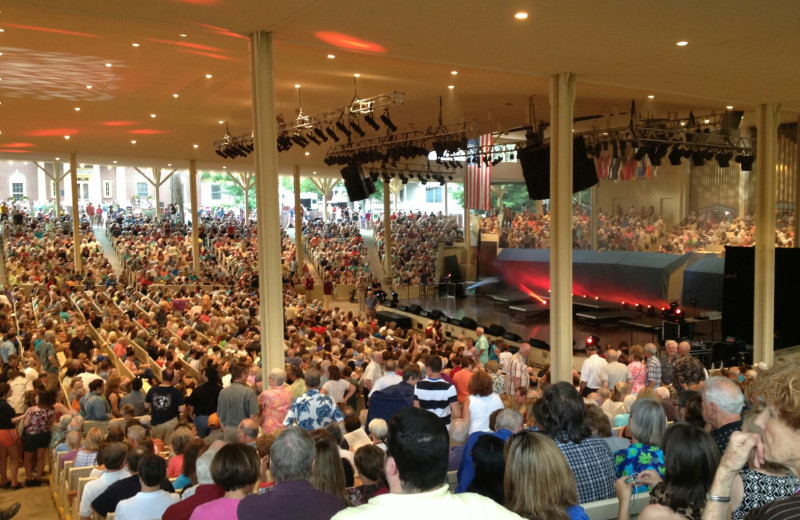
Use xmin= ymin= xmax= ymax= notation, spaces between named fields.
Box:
xmin=722 ymin=246 xmax=800 ymax=349
xmin=682 ymin=255 xmax=725 ymax=311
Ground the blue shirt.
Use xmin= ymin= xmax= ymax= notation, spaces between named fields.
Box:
xmin=0 ymin=340 xmax=15 ymax=364
xmin=283 ymin=389 xmax=344 ymax=431
xmin=614 ymin=442 xmax=665 ymax=493
xmin=456 ymin=428 xmax=513 ymax=493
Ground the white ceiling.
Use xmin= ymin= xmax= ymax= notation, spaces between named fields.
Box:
xmin=1 ymin=0 xmax=799 ymax=178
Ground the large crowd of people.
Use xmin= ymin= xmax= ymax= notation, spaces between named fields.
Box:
xmin=483 ymin=207 xmax=795 ymax=253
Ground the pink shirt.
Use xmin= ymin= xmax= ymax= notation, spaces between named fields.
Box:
xmin=259 ymin=384 xmax=293 ymax=435
xmin=167 ymin=454 xmax=184 ymax=479
xmin=189 ymin=497 xmax=241 ymax=520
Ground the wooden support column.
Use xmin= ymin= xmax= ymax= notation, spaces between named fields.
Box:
xmin=795 ymin=116 xmax=800 ymax=246
xmin=69 ymin=153 xmax=82 ymax=273
xmin=251 ymin=30 xmax=284 ymax=381
xmin=189 ymin=160 xmax=200 ymax=278
xmin=226 ymin=172 xmax=256 ymax=224
xmin=549 ymin=73 xmax=576 ymax=383
xmin=293 ymin=166 xmax=303 ymax=270
xmin=389 ymin=178 xmax=403 ymax=213
xmin=590 ymin=185 xmax=598 ymax=250
xmin=464 ymin=180 xmax=471 ymax=266
xmin=309 ymin=177 xmax=341 ymax=223
xmin=753 ymin=103 xmax=781 ymax=365
xmin=383 ymin=181 xmax=393 ymax=283
xmin=134 ymin=167 xmax=176 ymax=219
xmin=34 ymin=161 xmax=70 ymax=218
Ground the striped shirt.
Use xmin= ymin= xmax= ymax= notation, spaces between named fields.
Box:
xmin=414 ymin=378 xmax=457 ymax=425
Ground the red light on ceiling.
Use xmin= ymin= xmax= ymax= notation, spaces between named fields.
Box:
xmin=0 ymin=149 xmax=28 ymax=153
xmin=102 ymin=121 xmax=136 ymax=127
xmin=179 ymin=49 xmax=239 ymax=61
xmin=174 ymin=0 xmax=219 ymax=4
xmin=25 ymin=128 xmax=79 ymax=137
xmin=130 ymin=129 xmax=167 ymax=135
xmin=2 ymin=142 xmax=35 ymax=148
xmin=315 ymin=31 xmax=386 ymax=53
xmin=145 ymin=38 xmax=221 ymax=52
xmin=0 ymin=23 xmax=98 ymax=38
xmin=193 ymin=23 xmax=248 ymax=39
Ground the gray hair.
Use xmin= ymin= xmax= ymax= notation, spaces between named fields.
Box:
xmin=494 ymin=408 xmax=524 ymax=433
xmin=449 ymin=418 xmax=469 ymax=444
xmin=368 ymin=419 xmax=388 ymax=439
xmin=628 ymin=398 xmax=666 ymax=446
xmin=270 ymin=427 xmax=315 ymax=482
xmin=127 ymin=424 xmax=146 ymax=443
xmin=645 ymin=343 xmax=658 ymax=357
xmin=44 ymin=330 xmax=56 ymax=341
xmin=704 ymin=376 xmax=745 ymax=415
xmin=304 ymin=368 xmax=321 ymax=388
xmin=269 ymin=368 xmax=286 ymax=385
xmin=196 ymin=447 xmax=222 ymax=485
xmin=605 ymin=349 xmax=619 ymax=362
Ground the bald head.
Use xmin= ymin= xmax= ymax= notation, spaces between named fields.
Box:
xmin=238 ymin=418 xmax=259 ymax=443
xmin=678 ymin=341 xmax=691 ymax=357
xmin=605 ymin=349 xmax=619 ymax=362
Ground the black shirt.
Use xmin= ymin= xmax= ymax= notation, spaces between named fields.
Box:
xmin=145 ymin=385 xmax=185 ymax=425
xmin=0 ymin=399 xmax=15 ymax=429
xmin=186 ymin=382 xmax=222 ymax=416
xmin=92 ymin=474 xmax=175 ymax=516
xmin=712 ymin=418 xmax=743 ymax=454
xmin=69 ymin=335 xmax=95 ymax=358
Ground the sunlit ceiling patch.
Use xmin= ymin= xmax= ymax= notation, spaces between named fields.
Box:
xmin=130 ymin=129 xmax=167 ymax=135
xmin=0 ymin=23 xmax=99 ymax=38
xmin=25 ymin=128 xmax=79 ymax=137
xmin=0 ymin=48 xmax=121 ymax=101
xmin=315 ymin=32 xmax=386 ymax=53
xmin=102 ymin=121 xmax=136 ymax=127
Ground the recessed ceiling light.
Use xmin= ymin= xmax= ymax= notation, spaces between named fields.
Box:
xmin=172 ymin=93 xmax=179 ymax=98
xmin=105 ymin=63 xmax=112 ymax=68
xmin=313 ymin=171 xmax=317 ymax=174
xmin=193 ymin=144 xmax=199 ymax=149
xmin=676 ymin=41 xmax=688 ymax=47
xmin=219 ymin=120 xmax=224 ymax=124
xmin=0 ymin=29 xmax=5 ymax=33
xmin=222 ymin=166 xmax=227 ymax=169
xmin=327 ymin=54 xmax=335 ymax=59
xmin=295 ymin=84 xmax=301 ymax=88
xmin=55 ymin=157 xmax=61 ymax=161
xmin=704 ymin=118 xmax=710 ymax=124
xmin=680 ymin=121 xmax=686 ymax=126
xmin=64 ymin=135 xmax=70 ymax=140
xmin=448 ymin=85 xmax=455 ymax=90
xmin=0 ymin=53 xmax=4 ymax=56
xmin=179 ymin=34 xmax=187 ymax=38
xmin=113 ymin=160 xmax=117 ymax=164
xmin=74 ymin=107 xmax=81 ymax=111
xmin=205 ymin=73 xmax=213 ymax=79
xmin=168 ymin=163 xmax=172 ymax=167
xmin=353 ymin=73 xmax=360 ymax=78
xmin=80 ymin=163 xmax=85 ymax=168
xmin=131 ymin=140 xmax=137 ymax=144
xmin=451 ymin=70 xmax=458 ymax=75
xmin=305 ymin=151 xmax=310 ymax=156
xmin=132 ymin=42 xmax=140 ymax=47
xmin=150 ymin=113 xmax=156 ymax=118
xmin=726 ymin=105 xmax=734 ymax=110
xmin=514 ymin=11 xmax=528 ymax=20
xmin=86 ymin=85 xmax=92 ymax=89
xmin=647 ymin=95 xmax=655 ymax=99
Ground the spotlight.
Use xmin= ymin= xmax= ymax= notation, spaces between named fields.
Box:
xmin=313 ymin=127 xmax=329 ymax=142
xmin=215 ymin=149 xmax=228 ymax=159
xmin=380 ymin=111 xmax=398 ymax=132
xmin=735 ymin=154 xmax=755 ymax=171
xmin=634 ymin=146 xmax=648 ymax=161
xmin=585 ymin=335 xmax=600 ymax=348
xmin=715 ymin=151 xmax=733 ymax=168
xmin=335 ymin=120 xmax=352 ymax=137
xmin=668 ymin=147 xmax=684 ymax=166
xmin=306 ymin=133 xmax=320 ymax=145
xmin=325 ymin=127 xmax=340 ymax=142
xmin=291 ymin=134 xmax=308 ymax=148
xmin=349 ymin=119 xmax=366 ymax=137
xmin=491 ymin=156 xmax=503 ymax=166
xmin=448 ymin=175 xmax=454 ymax=181
xmin=364 ymin=113 xmax=381 ymax=131
xmin=691 ymin=151 xmax=706 ymax=167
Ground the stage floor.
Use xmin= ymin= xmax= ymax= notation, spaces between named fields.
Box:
xmin=400 ymin=294 xmax=719 ymax=349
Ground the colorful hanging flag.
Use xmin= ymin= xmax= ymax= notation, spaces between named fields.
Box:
xmin=466 ymin=133 xmax=493 ymax=211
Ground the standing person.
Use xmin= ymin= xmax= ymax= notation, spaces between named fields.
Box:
xmin=21 ymin=390 xmax=55 ymax=487
xmin=321 ymin=366 xmax=356 ymax=410
xmin=356 ymin=277 xmax=367 ymax=311
xmin=628 ymin=345 xmax=647 ymax=395
xmin=34 ymin=330 xmax=59 ymax=376
xmin=186 ymin=368 xmax=222 ymax=438
xmin=414 ymin=356 xmax=460 ymax=427
xmin=322 ymin=277 xmax=333 ymax=310
xmin=461 ymin=371 xmax=504 ymax=434
xmin=579 ymin=342 xmax=607 ymax=397
xmin=69 ymin=326 xmax=95 ymax=360
xmin=644 ymin=343 xmax=662 ymax=389
xmin=145 ymin=368 xmax=185 ymax=442
xmin=0 ymin=383 xmax=21 ymax=489
xmin=701 ymin=377 xmax=744 ymax=454
xmin=361 ymin=351 xmax=384 ymax=407
xmin=189 ymin=444 xmax=260 ymax=520
xmin=506 ymin=342 xmax=531 ymax=396
xmin=258 ymin=368 xmax=293 ymax=435
xmin=216 ymin=363 xmax=259 ymax=443
xmin=283 ymin=368 xmax=344 ymax=431
xmin=473 ymin=328 xmax=490 ymax=367
xmin=660 ymin=340 xmax=679 ymax=387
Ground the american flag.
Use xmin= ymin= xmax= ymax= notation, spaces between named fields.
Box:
xmin=466 ymin=133 xmax=493 ymax=210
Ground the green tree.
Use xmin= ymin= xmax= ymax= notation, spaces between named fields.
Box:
xmin=201 ymin=172 xmax=256 ymax=209
xmin=279 ymin=176 xmax=323 ymax=195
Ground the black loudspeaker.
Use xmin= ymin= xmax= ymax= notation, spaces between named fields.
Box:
xmin=502 ymin=331 xmax=523 ymax=342
xmin=518 ymin=136 xmax=599 ymax=200
xmin=341 ymin=164 xmax=370 ymax=201
xmin=427 ymin=309 xmax=443 ymax=320
xmin=407 ymin=304 xmax=423 ymax=315
xmin=397 ymin=304 xmax=409 ymax=312
xmin=460 ymin=317 xmax=478 ymax=330
xmin=529 ymin=338 xmax=551 ymax=351
xmin=419 ymin=310 xmax=430 ymax=318
xmin=486 ymin=324 xmax=506 ymax=337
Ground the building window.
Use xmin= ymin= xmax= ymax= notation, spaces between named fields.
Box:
xmin=136 ymin=182 xmax=149 ymax=198
xmin=11 ymin=182 xmax=24 ymax=200
xmin=103 ymin=180 xmax=112 ymax=198
xmin=426 ymin=186 xmax=443 ymax=203
xmin=211 ymin=184 xmax=222 ymax=200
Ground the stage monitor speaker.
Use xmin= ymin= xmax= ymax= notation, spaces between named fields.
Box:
xmin=427 ymin=309 xmax=443 ymax=320
xmin=459 ymin=317 xmax=478 ymax=330
xmin=340 ymin=164 xmax=370 ymax=201
xmin=375 ymin=311 xmax=411 ymax=329
xmin=518 ymin=136 xmax=599 ymax=200
xmin=407 ymin=304 xmax=423 ymax=315
xmin=529 ymin=338 xmax=551 ymax=351
xmin=419 ymin=310 xmax=430 ymax=318
xmin=397 ymin=304 xmax=409 ymax=312
xmin=502 ymin=331 xmax=523 ymax=343
xmin=443 ymin=255 xmax=463 ymax=282
xmin=486 ymin=324 xmax=506 ymax=337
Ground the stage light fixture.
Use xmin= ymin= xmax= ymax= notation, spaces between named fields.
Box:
xmin=349 ymin=119 xmax=366 ymax=137
xmin=668 ymin=147 xmax=684 ymax=166
xmin=325 ymin=127 xmax=340 ymax=142
xmin=215 ymin=148 xmax=227 ymax=159
xmin=491 ymin=156 xmax=503 ymax=166
xmin=448 ymin=175 xmax=454 ymax=181
xmin=735 ymin=154 xmax=755 ymax=171
xmin=313 ymin=127 xmax=329 ymax=142
xmin=306 ymin=132 xmax=320 ymax=145
xmin=716 ymin=151 xmax=733 ymax=168
xmin=364 ymin=113 xmax=381 ymax=131
xmin=633 ymin=146 xmax=648 ymax=161
xmin=335 ymin=120 xmax=352 ymax=137
xmin=380 ymin=111 xmax=398 ymax=132
xmin=691 ymin=151 xmax=706 ymax=166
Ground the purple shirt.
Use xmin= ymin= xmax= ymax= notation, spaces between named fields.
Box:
xmin=237 ymin=480 xmax=345 ymax=520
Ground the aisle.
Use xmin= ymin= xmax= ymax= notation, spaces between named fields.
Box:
xmin=91 ymin=225 xmax=124 ymax=278
xmin=360 ymin=229 xmax=387 ymax=282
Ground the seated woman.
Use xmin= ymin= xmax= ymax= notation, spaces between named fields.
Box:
xmin=614 ymin=398 xmax=667 ymax=492
xmin=188 ymin=443 xmax=259 ymax=520
xmin=616 ymin=422 xmax=720 ymax=520
xmin=468 ymin=435 xmax=506 ymax=505
xmin=74 ymin=427 xmax=104 ymax=468
xmin=504 ymin=431 xmax=588 ymax=520
xmin=348 ymin=445 xmax=387 ymax=506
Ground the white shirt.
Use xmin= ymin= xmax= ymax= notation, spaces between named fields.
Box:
xmin=467 ymin=393 xmax=505 ymax=434
xmin=79 ymin=469 xmax=132 ymax=517
xmin=362 ymin=361 xmax=384 ymax=388
xmin=369 ymin=372 xmax=403 ymax=396
xmin=580 ymin=353 xmax=607 ymax=389
xmin=115 ymin=490 xmax=180 ymax=520
xmin=322 ymin=379 xmax=352 ymax=403
xmin=498 ymin=351 xmax=513 ymax=371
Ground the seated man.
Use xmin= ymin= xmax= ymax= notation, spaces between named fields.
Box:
xmin=79 ymin=442 xmax=131 ymax=520
xmin=456 ymin=408 xmax=523 ymax=492
xmin=114 ymin=454 xmax=179 ymax=520
xmin=332 ymin=407 xmax=521 ymax=520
